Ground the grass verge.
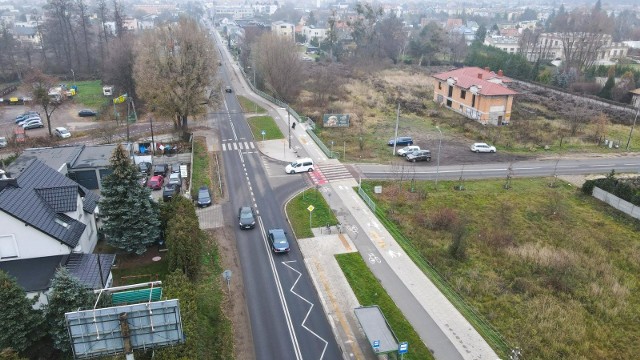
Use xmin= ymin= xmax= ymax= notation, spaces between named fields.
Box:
xmin=360 ymin=178 xmax=640 ymax=359
xmin=191 ymin=137 xmax=212 ymax=199
xmin=286 ymin=188 xmax=338 ymax=238
xmin=73 ymin=80 xmax=108 ymax=109
xmin=247 ymin=116 xmax=283 ymax=140
xmin=237 ymin=95 xmax=267 ymax=114
xmin=336 ymin=252 xmax=434 ymax=360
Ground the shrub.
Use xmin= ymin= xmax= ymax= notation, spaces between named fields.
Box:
xmin=581 ymin=179 xmax=596 ymax=195
xmin=428 ymin=208 xmax=459 ymax=230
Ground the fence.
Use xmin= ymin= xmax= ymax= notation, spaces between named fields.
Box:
xmin=592 ymin=187 xmax=640 ymax=220
xmin=357 ymin=186 xmax=512 ymax=358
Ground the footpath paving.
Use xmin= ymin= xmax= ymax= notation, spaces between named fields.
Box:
xmin=218 ymin=32 xmax=500 ymax=360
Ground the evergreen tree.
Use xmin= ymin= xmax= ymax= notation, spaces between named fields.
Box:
xmin=99 ymin=144 xmax=161 ymax=254
xmin=599 ymin=67 xmax=616 ymax=99
xmin=0 ymin=271 xmax=45 ymax=354
xmin=44 ymin=268 xmax=96 ymax=354
xmin=166 ymin=196 xmax=203 ymax=281
xmin=474 ymin=24 xmax=487 ymax=44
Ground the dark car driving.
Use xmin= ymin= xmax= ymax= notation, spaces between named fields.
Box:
xmin=238 ymin=206 xmax=256 ymax=229
xmin=197 ymin=186 xmax=212 ymax=207
xmin=268 ymin=229 xmax=290 ymax=253
xmin=78 ymin=109 xmax=97 ymax=117
xmin=406 ymin=149 xmax=432 ymax=162
xmin=138 ymin=162 xmax=152 ymax=174
xmin=387 ymin=136 xmax=413 ymax=146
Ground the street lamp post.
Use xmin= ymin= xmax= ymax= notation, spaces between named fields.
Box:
xmin=435 ymin=126 xmax=442 ymax=189
xmin=70 ymin=69 xmax=76 ymax=88
xmin=626 ymin=100 xmax=640 ymax=150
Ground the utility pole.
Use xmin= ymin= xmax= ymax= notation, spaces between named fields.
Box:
xmin=149 ymin=113 xmax=156 ymax=156
xmin=626 ymin=101 xmax=640 ymax=150
xmin=393 ymin=103 xmax=399 ymax=155
xmin=435 ymin=126 xmax=443 ymax=189
xmin=288 ymin=107 xmax=291 ymax=149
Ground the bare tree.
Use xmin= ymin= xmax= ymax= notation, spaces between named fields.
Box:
xmin=565 ymin=102 xmax=594 ymax=136
xmin=349 ymin=3 xmax=384 ymax=60
xmin=307 ymin=63 xmax=344 ymax=107
xmin=96 ymin=0 xmax=111 ymax=66
xmin=252 ymin=33 xmax=305 ymax=103
xmin=134 ymin=17 xmax=220 ymax=132
xmin=75 ymin=0 xmax=92 ymax=72
xmin=22 ymin=70 xmax=60 ymax=137
xmin=375 ymin=12 xmax=407 ymax=64
xmin=103 ymin=34 xmax=136 ymax=99
xmin=113 ymin=0 xmax=124 ymax=38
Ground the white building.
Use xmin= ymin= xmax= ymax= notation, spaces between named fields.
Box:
xmin=302 ymin=26 xmax=328 ymax=42
xmin=271 ymin=21 xmax=295 ymax=42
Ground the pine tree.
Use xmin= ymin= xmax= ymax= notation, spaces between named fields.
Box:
xmin=99 ymin=144 xmax=161 ymax=254
xmin=599 ymin=67 xmax=616 ymax=100
xmin=44 ymin=268 xmax=96 ymax=354
xmin=0 ymin=271 xmax=45 ymax=354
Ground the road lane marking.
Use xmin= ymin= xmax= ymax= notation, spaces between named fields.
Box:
xmin=282 ymin=260 xmax=329 ymax=360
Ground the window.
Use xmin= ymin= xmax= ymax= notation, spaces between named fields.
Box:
xmin=0 ymin=235 xmax=18 ymax=259
xmin=438 ymin=82 xmax=442 ymax=90
xmin=460 ymin=90 xmax=466 ymax=99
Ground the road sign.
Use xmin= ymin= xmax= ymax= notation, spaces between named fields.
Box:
xmin=372 ymin=340 xmax=380 ymax=350
xmin=307 ymin=205 xmax=315 ymax=212
xmin=398 ymin=341 xmax=408 ymax=354
xmin=261 ymin=130 xmax=266 ymax=135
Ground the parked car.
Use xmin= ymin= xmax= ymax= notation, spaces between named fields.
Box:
xmin=406 ymin=150 xmax=432 ymax=162
xmin=238 ymin=206 xmax=256 ymax=229
xmin=197 ymin=186 xmax=212 ymax=207
xmin=54 ymin=127 xmax=71 ymax=138
xmin=22 ymin=118 xmax=44 ymax=130
xmin=153 ymin=164 xmax=169 ymax=176
xmin=78 ymin=109 xmax=97 ymax=117
xmin=0 ymin=137 xmax=7 ymax=148
xmin=285 ymin=158 xmax=314 ymax=174
xmin=137 ymin=172 xmax=148 ymax=186
xmin=15 ymin=111 xmax=39 ymax=123
xmin=397 ymin=145 xmax=420 ymax=157
xmin=16 ymin=115 xmax=40 ymax=125
xmin=138 ymin=162 xmax=152 ymax=175
xmin=225 ymin=86 xmax=233 ymax=93
xmin=162 ymin=183 xmax=181 ymax=202
xmin=168 ymin=172 xmax=181 ymax=186
xmin=147 ymin=175 xmax=164 ymax=190
xmin=171 ymin=162 xmax=182 ymax=174
xmin=267 ymin=228 xmax=290 ymax=253
xmin=387 ymin=136 xmax=413 ymax=146
xmin=470 ymin=142 xmax=496 ymax=153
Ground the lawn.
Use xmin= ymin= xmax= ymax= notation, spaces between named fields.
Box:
xmin=360 ymin=178 xmax=640 ymax=359
xmin=336 ymin=253 xmax=435 ymax=360
xmin=247 ymin=116 xmax=283 ymax=141
xmin=285 ymin=188 xmax=338 ymax=238
xmin=112 ymin=256 xmax=169 ymax=286
xmin=73 ymin=80 xmax=109 ymax=109
xmin=237 ymin=95 xmax=267 ymax=114
xmin=191 ymin=137 xmax=213 ymax=199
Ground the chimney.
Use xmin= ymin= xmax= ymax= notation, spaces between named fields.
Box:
xmin=498 ymin=69 xmax=504 ymax=77
xmin=0 ymin=170 xmax=18 ymax=192
xmin=478 ymin=73 xmax=483 ymax=79
xmin=484 ymin=67 xmax=490 ymax=72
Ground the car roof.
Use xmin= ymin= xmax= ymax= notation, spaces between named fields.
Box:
xmin=150 ymin=175 xmax=162 ymax=180
xmin=55 ymin=127 xmax=68 ymax=131
xmin=199 ymin=186 xmax=209 ymax=191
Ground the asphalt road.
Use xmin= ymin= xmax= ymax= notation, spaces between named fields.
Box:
xmin=216 ymin=65 xmax=341 ymax=359
xmin=355 ymin=155 xmax=640 ymax=180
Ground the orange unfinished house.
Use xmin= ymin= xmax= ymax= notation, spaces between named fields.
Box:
xmin=432 ymin=67 xmax=518 ymax=125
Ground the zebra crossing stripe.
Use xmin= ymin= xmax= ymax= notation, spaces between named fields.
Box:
xmin=222 ymin=143 xmax=227 ymax=151
xmin=249 ymin=142 xmax=255 ymax=149
xmin=233 ymin=143 xmax=238 ymax=150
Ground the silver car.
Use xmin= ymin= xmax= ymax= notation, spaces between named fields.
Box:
xmin=470 ymin=142 xmax=496 ymax=153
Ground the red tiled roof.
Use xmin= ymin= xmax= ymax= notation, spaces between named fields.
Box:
xmin=432 ymin=67 xmax=518 ymax=96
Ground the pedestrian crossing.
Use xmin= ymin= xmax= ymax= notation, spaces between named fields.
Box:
xmin=308 ymin=161 xmax=353 ymax=185
xmin=221 ymin=141 xmax=256 ymax=152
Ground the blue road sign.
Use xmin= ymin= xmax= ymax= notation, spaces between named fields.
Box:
xmin=399 ymin=342 xmax=409 ymax=354
xmin=372 ymin=340 xmax=380 ymax=349
xmin=261 ymin=130 xmax=266 ymax=135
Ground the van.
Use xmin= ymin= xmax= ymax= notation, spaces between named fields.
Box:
xmin=285 ymin=158 xmax=314 ymax=174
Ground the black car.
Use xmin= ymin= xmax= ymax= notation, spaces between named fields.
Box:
xmin=78 ymin=109 xmax=97 ymax=117
xmin=238 ymin=206 xmax=256 ymax=229
xmin=406 ymin=150 xmax=432 ymax=162
xmin=153 ymin=164 xmax=168 ymax=177
xmin=388 ymin=136 xmax=413 ymax=146
xmin=225 ymin=86 xmax=233 ymax=93
xmin=267 ymin=229 xmax=290 ymax=253
xmin=197 ymin=186 xmax=212 ymax=207
xmin=138 ymin=162 xmax=152 ymax=174
xmin=162 ymin=183 xmax=181 ymax=202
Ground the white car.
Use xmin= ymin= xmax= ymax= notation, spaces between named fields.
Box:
xmin=397 ymin=145 xmax=420 ymax=157
xmin=54 ymin=127 xmax=71 ymax=138
xmin=470 ymin=142 xmax=496 ymax=153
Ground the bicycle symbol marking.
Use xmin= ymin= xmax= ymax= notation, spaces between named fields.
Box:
xmin=368 ymin=253 xmax=381 ymax=264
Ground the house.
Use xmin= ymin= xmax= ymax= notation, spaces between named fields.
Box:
xmin=271 ymin=21 xmax=295 ymax=42
xmin=0 ymin=253 xmax=115 ymax=309
xmin=0 ymin=160 xmax=113 ymax=308
xmin=431 ymin=67 xmax=518 ymax=125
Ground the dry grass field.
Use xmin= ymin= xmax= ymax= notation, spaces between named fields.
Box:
xmin=361 ymin=178 xmax=640 ymax=359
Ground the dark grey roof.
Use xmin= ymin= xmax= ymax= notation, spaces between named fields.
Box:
xmin=0 ymin=253 xmax=116 ymax=292
xmin=13 ymin=26 xmax=37 ymax=36
xmin=66 ymin=253 xmax=116 ymax=290
xmin=69 ymin=144 xmax=122 ymax=169
xmin=0 ymin=160 xmax=86 ymax=248
xmin=79 ymin=185 xmax=100 ymax=213
xmin=0 ymin=255 xmax=63 ymax=292
xmin=35 ymin=185 xmax=78 ymax=213
xmin=7 ymin=145 xmax=83 ymax=177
